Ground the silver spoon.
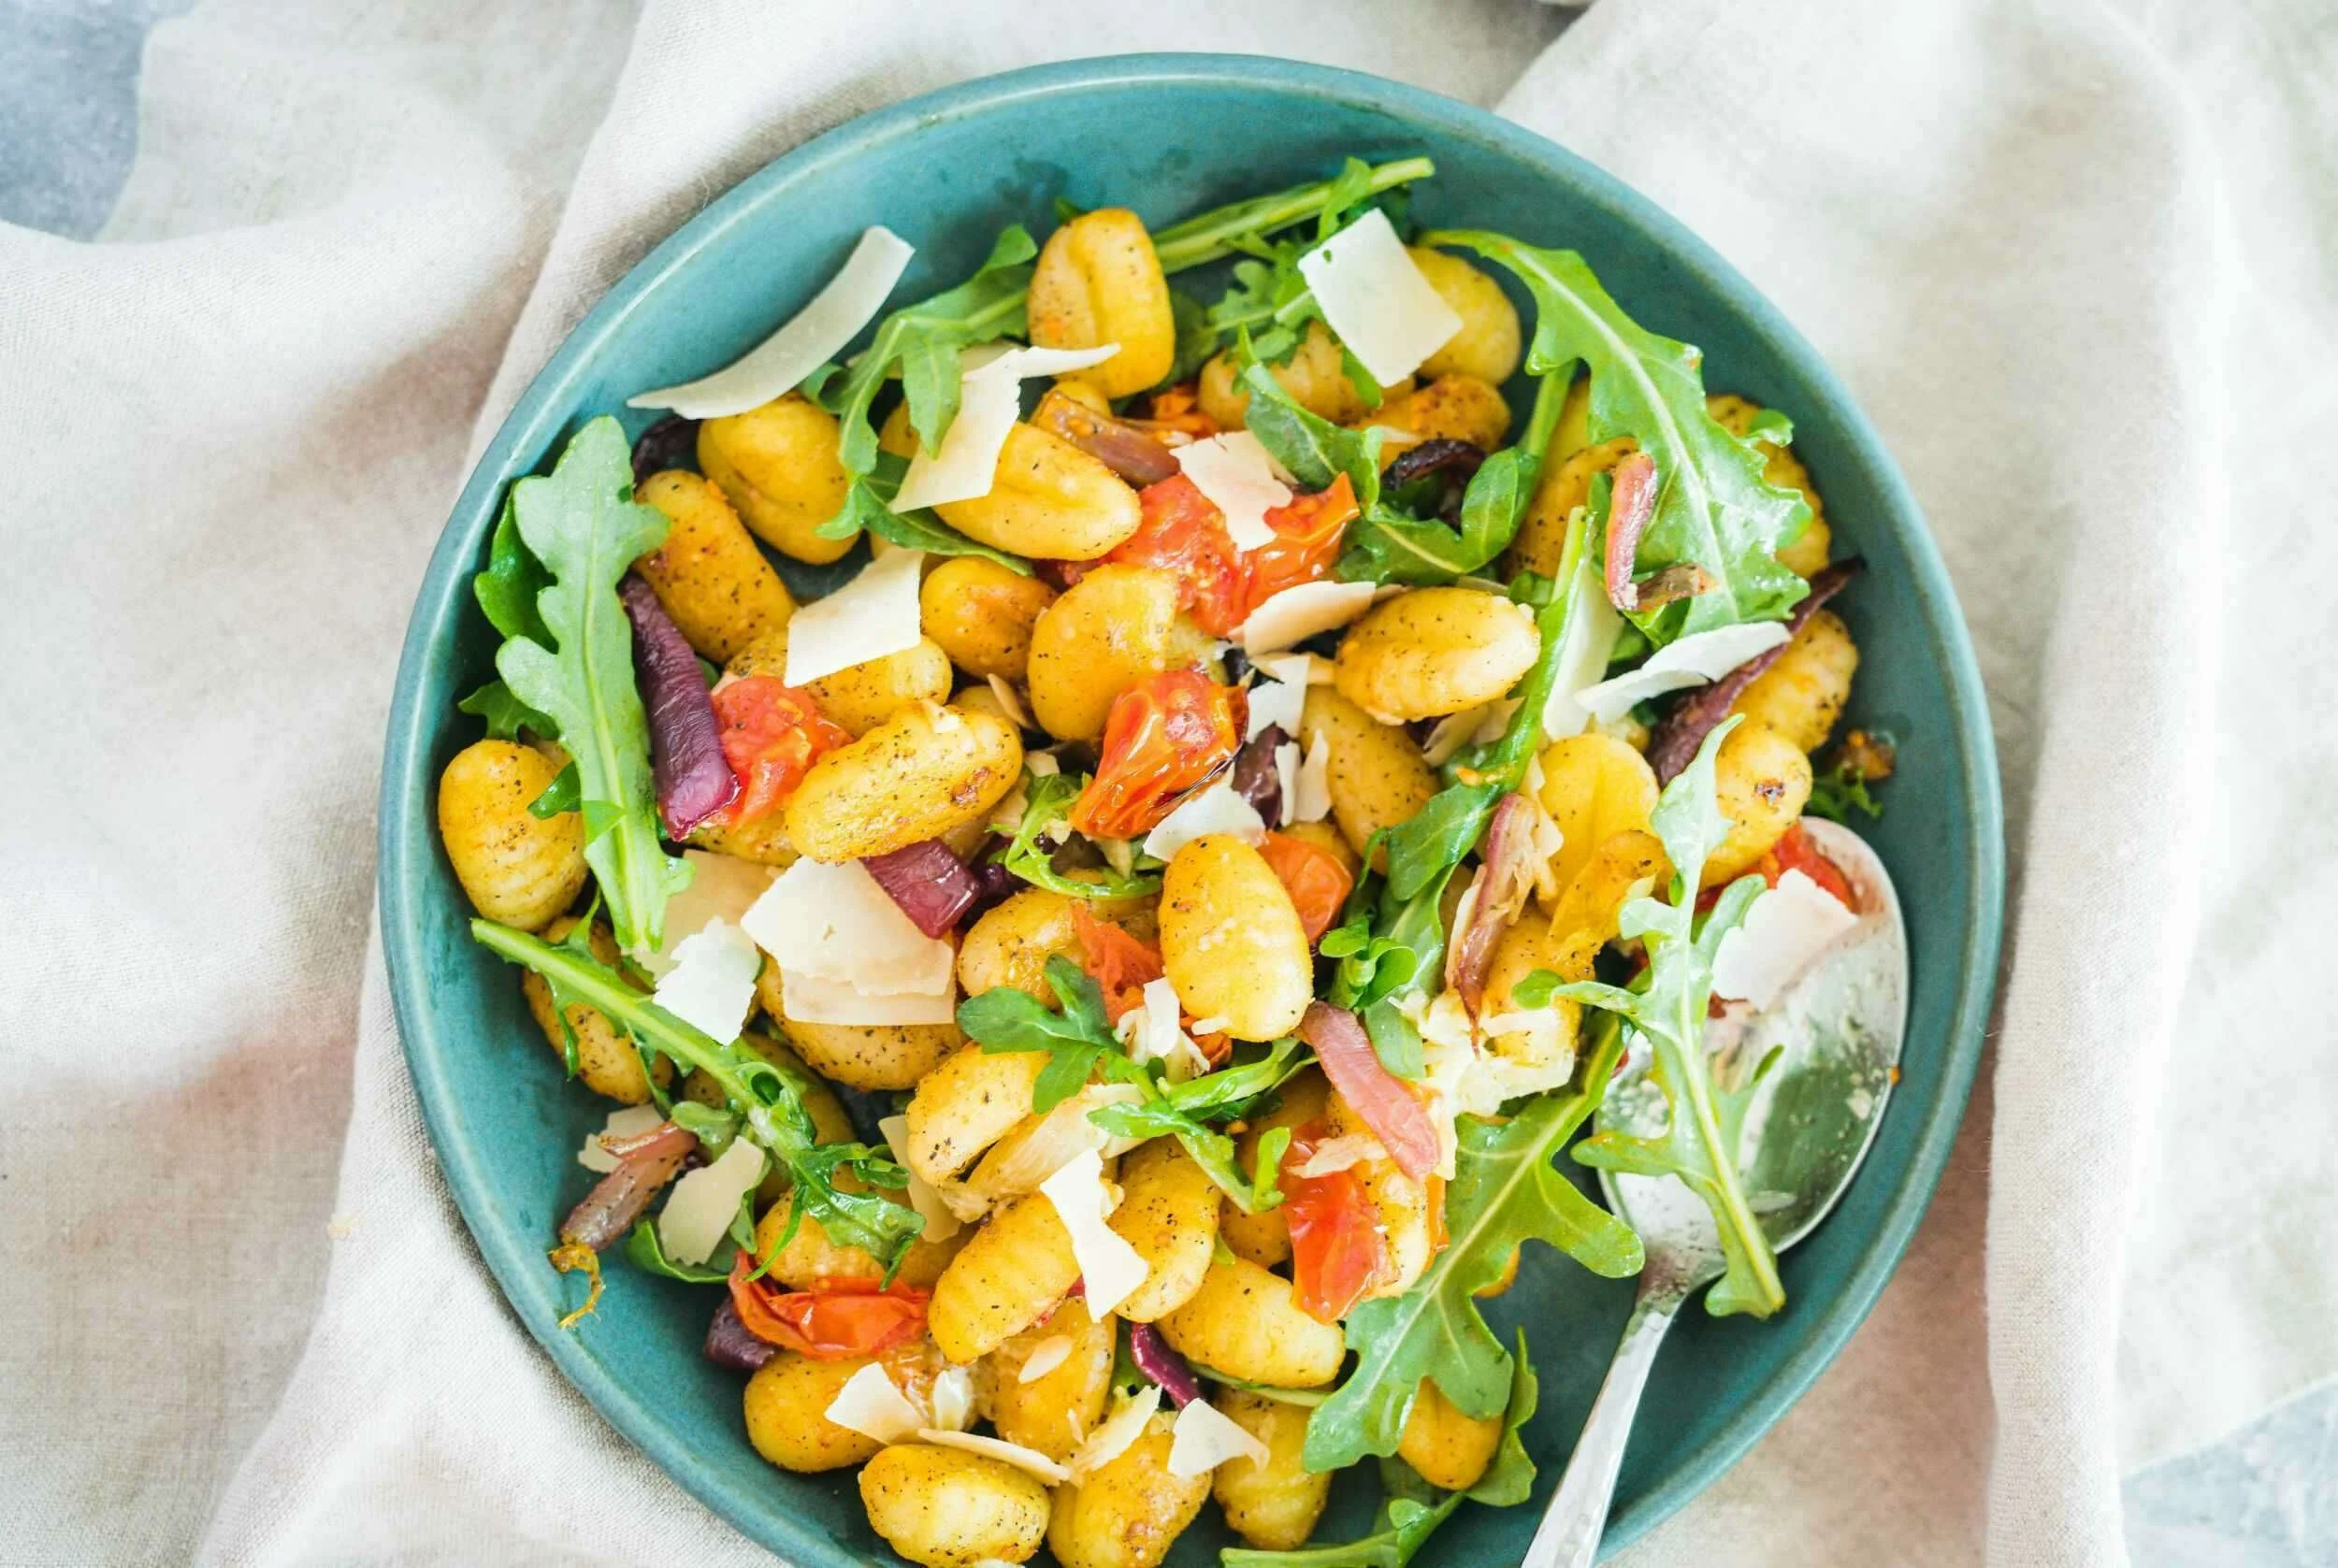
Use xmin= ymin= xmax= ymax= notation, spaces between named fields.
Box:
xmin=1523 ymin=818 xmax=1909 ymax=1568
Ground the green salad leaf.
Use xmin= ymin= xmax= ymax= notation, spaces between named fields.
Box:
xmin=621 ymin=1217 xmax=733 ymax=1285
xmin=1151 ymin=156 xmax=1435 ymax=276
xmin=1807 ymin=755 xmax=1885 ymax=822
xmin=1234 ymin=345 xmax=1387 ymax=503
xmin=1420 ymin=230 xmax=1811 ymax=640
xmin=474 ymin=493 xmax=552 ymax=645
xmin=815 ymin=449 xmax=1033 ymax=572
xmin=990 ymin=770 xmax=1163 ymax=899
xmin=1551 ymin=715 xmax=1787 ymax=1318
xmin=456 ymin=679 xmax=552 ymax=741
xmin=1301 ymin=1018 xmax=1640 ymax=1473
xmin=527 ymin=762 xmax=581 ymax=820
xmin=960 ymin=955 xmax=1122 ymax=1113
xmin=491 ymin=417 xmax=690 ymax=953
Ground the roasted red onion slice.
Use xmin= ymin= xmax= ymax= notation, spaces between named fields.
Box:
xmin=1130 ymin=1322 xmax=1202 ymax=1408
xmin=631 ymin=415 xmax=700 ymax=484
xmin=862 ymin=838 xmax=984 ymax=938
xmin=1032 ymin=389 xmax=1182 ymax=485
xmin=557 ymin=1120 xmax=696 ymax=1253
xmin=704 ymin=1297 xmax=779 ymax=1372
xmin=1382 ymin=437 xmax=1487 ymax=490
xmin=1645 ymin=559 xmax=1862 ymax=783
xmin=618 ymin=575 xmax=737 ymax=838
xmin=1446 ymin=792 xmax=1538 ymax=1014
xmin=1299 ymin=1002 xmax=1440 ymax=1181
xmin=1602 ymin=452 xmax=1662 ymax=611
xmin=1230 ymin=725 xmax=1290 ymax=828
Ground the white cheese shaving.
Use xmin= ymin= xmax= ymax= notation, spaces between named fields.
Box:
xmin=1027 ymin=750 xmax=1061 ymax=776
xmin=1167 ymin=1398 xmax=1273 ymax=1477
xmin=1274 ymin=741 xmax=1300 ymax=817
xmin=1174 ymin=431 xmax=1292 ymax=552
xmin=915 ymin=1429 xmax=1072 ymax=1485
xmin=926 ymin=1366 xmax=977 ymax=1433
xmin=1251 ymin=651 xmax=1333 ymax=686
xmin=776 ymin=968 xmax=958 ymax=1026
xmin=986 ymin=673 xmax=1034 ymax=729
xmin=1295 ymin=1131 xmax=1388 ymax=1179
xmin=968 ymin=1083 xmax=1148 ymax=1201
xmin=1421 ymin=703 xmax=1495 ymax=767
xmin=1245 ymin=668 xmax=1308 ymax=741
xmin=742 ymin=857 xmax=956 ymax=996
xmin=657 ymin=1138 xmax=766 ymax=1267
xmin=628 ymin=226 xmax=914 ymax=419
xmin=1237 ymin=580 xmax=1378 ymax=655
xmin=1142 ymin=778 xmax=1265 ymax=862
xmin=576 ymin=1105 xmax=666 ymax=1173
xmin=1118 ymin=977 xmax=1212 ymax=1084
xmin=1293 ymin=209 xmax=1463 ymax=386
xmin=1038 ymin=1148 xmax=1149 ymax=1319
xmin=782 ymin=546 xmax=925 ymax=687
xmin=1017 ymin=1335 xmax=1076 ymax=1385
xmin=1710 ymin=869 xmax=1862 ymax=1010
xmin=1187 ymin=1014 xmax=1231 ymax=1037
xmin=880 ymin=1114 xmax=962 ymax=1243
xmin=647 ymin=917 xmax=762 ymax=1043
xmin=1072 ymin=1388 xmax=1161 ymax=1479
xmin=892 ymin=343 xmax=1121 ymax=511
xmin=1540 ymin=535 xmax=1625 ymax=741
xmin=1292 ymin=734 xmax=1334 ymax=824
xmin=633 ymin=850 xmax=777 ymax=978
xmin=1572 ymin=621 xmax=1793 ymax=725
xmin=824 ymin=1362 xmax=925 ymax=1445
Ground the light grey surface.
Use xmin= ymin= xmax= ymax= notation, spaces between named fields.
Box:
xmin=3 ymin=2 xmax=2329 ymax=1563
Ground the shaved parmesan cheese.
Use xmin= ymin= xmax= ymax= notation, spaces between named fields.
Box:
xmin=893 ymin=343 xmax=1121 ymax=511
xmin=629 ymin=226 xmax=913 ymax=418
xmin=1541 ymin=539 xmax=1625 ymax=741
xmin=777 ymin=968 xmax=958 ymax=1026
xmin=1017 ymin=1334 xmax=1075 ymax=1385
xmin=1295 ymin=1132 xmax=1387 ymax=1178
xmin=1274 ymin=741 xmax=1299 ymax=816
xmin=634 ymin=852 xmax=776 ymax=979
xmin=1039 ymin=1148 xmax=1149 ymax=1319
xmin=657 ymin=1138 xmax=766 ymax=1266
xmin=1027 ymin=750 xmax=1061 ymax=776
xmin=1421 ymin=703 xmax=1494 ymax=766
xmin=1711 ymin=869 xmax=1862 ymax=1010
xmin=648 ymin=917 xmax=761 ymax=1043
xmin=743 ymin=857 xmax=955 ymax=996
xmin=987 ymin=674 xmax=1034 ymax=729
xmin=1295 ymin=209 xmax=1463 ymax=386
xmin=1142 ymin=778 xmax=1264 ymax=862
xmin=825 ymin=1362 xmax=924 ymax=1445
xmin=1188 ymin=1014 xmax=1231 ymax=1037
xmin=783 ymin=546 xmax=924 ymax=686
xmin=577 ymin=1104 xmax=666 ymax=1173
xmin=1292 ymin=734 xmax=1333 ymax=824
xmin=1167 ymin=1398 xmax=1273 ymax=1477
xmin=1238 ymin=580 xmax=1378 ymax=655
xmin=1175 ymin=432 xmax=1292 ymax=552
xmin=1251 ymin=651 xmax=1332 ymax=687
xmin=916 ymin=1429 xmax=1071 ymax=1484
xmin=967 ymin=1083 xmax=1147 ymax=1202
xmin=1572 ymin=621 xmax=1793 ymax=724
xmin=927 ymin=1366 xmax=976 ymax=1433
xmin=880 ymin=1114 xmax=962 ymax=1243
xmin=1072 ymin=1388 xmax=1161 ymax=1478
xmin=1245 ymin=669 xmax=1307 ymax=741
xmin=1119 ymin=977 xmax=1211 ymax=1084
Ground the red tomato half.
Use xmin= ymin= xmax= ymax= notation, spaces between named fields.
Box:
xmin=727 ymin=1258 xmax=930 ymax=1360
xmin=1114 ymin=472 xmax=1360 ymax=638
xmin=1240 ymin=472 xmax=1357 ymax=615
xmin=1761 ymin=821 xmax=1856 ymax=909
xmin=1280 ymin=1121 xmax=1387 ymax=1323
xmin=1069 ymin=669 xmax=1247 ymax=842
xmin=1071 ymin=904 xmax=1165 ymax=1026
xmin=1256 ymin=830 xmax=1355 ymax=943
xmin=710 ymin=676 xmax=849 ymax=824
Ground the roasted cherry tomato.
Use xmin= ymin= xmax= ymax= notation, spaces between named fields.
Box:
xmin=710 ymin=676 xmax=849 ymax=824
xmin=1760 ymin=820 xmax=1856 ymax=908
xmin=1279 ymin=1121 xmax=1388 ymax=1323
xmin=1071 ymin=904 xmax=1164 ymax=1025
xmin=1114 ymin=475 xmax=1247 ymax=635
xmin=1069 ymin=669 xmax=1247 ymax=841
xmin=1256 ymin=830 xmax=1354 ymax=943
xmin=727 ymin=1258 xmax=930 ymax=1360
xmin=1239 ymin=471 xmax=1357 ymax=615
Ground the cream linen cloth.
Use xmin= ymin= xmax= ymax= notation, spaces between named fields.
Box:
xmin=3 ymin=1 xmax=2331 ymax=1564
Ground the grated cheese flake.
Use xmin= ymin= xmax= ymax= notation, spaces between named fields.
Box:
xmin=775 ymin=967 xmax=958 ymax=1026
xmin=1274 ymin=741 xmax=1300 ymax=817
xmin=915 ymin=1429 xmax=1071 ymax=1485
xmin=1017 ymin=1335 xmax=1076 ymax=1385
xmin=1142 ymin=778 xmax=1265 ymax=862
xmin=1072 ymin=1387 xmax=1161 ymax=1479
xmin=577 ymin=1105 xmax=666 ymax=1173
xmin=1292 ymin=734 xmax=1334 ymax=824
xmin=1038 ymin=1148 xmax=1149 ymax=1319
xmin=1710 ymin=868 xmax=1862 ymax=1010
xmin=633 ymin=851 xmax=777 ymax=978
xmin=782 ymin=546 xmax=926 ymax=687
xmin=880 ymin=1114 xmax=962 ymax=1243
xmin=647 ymin=917 xmax=762 ymax=1043
xmin=1293 ymin=209 xmax=1464 ymax=386
xmin=1251 ymin=651 xmax=1333 ymax=687
xmin=926 ymin=1366 xmax=977 ymax=1433
xmin=1167 ymin=1398 xmax=1273 ymax=1477
xmin=1174 ymin=432 xmax=1292 ymax=552
xmin=742 ymin=857 xmax=956 ymax=996
xmin=1238 ymin=580 xmax=1378 ymax=655
xmin=824 ymin=1362 xmax=925 ymax=1445
xmin=657 ymin=1137 xmax=767 ymax=1267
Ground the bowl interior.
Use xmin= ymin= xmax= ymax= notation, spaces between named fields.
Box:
xmin=381 ymin=54 xmax=2001 ymax=1566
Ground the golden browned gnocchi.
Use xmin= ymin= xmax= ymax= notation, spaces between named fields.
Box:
xmin=904 ymin=1045 xmax=1050 ymax=1187
xmin=1104 ymin=1137 xmax=1221 ymax=1321
xmin=697 ymin=393 xmax=857 ymax=565
xmin=724 ymin=626 xmax=953 ymax=741
xmin=929 ymin=1191 xmax=1082 ymax=1362
xmin=934 ymin=424 xmax=1143 ymax=563
xmin=957 ymin=888 xmax=1084 ymax=999
xmin=1710 ymin=391 xmax=1832 ymax=577
xmin=1508 ymin=433 xmax=1638 ymax=579
xmin=631 ymin=469 xmax=797 ymax=661
xmin=1368 ymin=373 xmax=1513 ymax=452
xmin=1411 ymin=247 xmax=1524 ymax=384
xmin=743 ymin=1351 xmax=888 ymax=1474
xmin=521 ymin=914 xmax=671 ymax=1104
xmin=1396 ymin=1378 xmax=1505 ymax=1492
xmin=1159 ymin=835 xmax=1313 ymax=1043
xmin=919 ymin=556 xmax=1057 ymax=681
xmin=1025 ymin=564 xmax=1214 ymax=741
xmin=981 ymin=1296 xmax=1117 ymax=1462
xmin=1157 ymin=1256 xmax=1346 ymax=1388
xmin=1536 ymin=731 xmax=1660 ymax=899
xmin=1298 ymin=686 xmax=1439 ymax=862
xmin=1045 ymin=1416 xmax=1210 ymax=1568
xmin=1731 ymin=608 xmax=1858 ymax=754
xmin=786 ymin=700 xmax=1022 ymax=862
xmin=1197 ymin=320 xmax=1408 ymax=429
xmin=859 ymin=1442 xmax=1051 ymax=1567
xmin=1028 ymin=208 xmax=1176 ymax=398
xmin=438 ymin=739 xmax=586 ymax=930
xmin=1704 ymin=719 xmax=1813 ymax=885
xmin=1333 ymin=585 xmax=1541 ymax=722
xmin=1210 ymin=1392 xmax=1332 ymax=1550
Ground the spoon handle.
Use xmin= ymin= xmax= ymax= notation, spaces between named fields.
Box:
xmin=1521 ymin=1283 xmax=1688 ymax=1568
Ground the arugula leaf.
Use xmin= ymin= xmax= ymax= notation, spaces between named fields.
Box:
xmin=1561 ymin=716 xmax=1786 ymax=1318
xmin=622 ymin=1217 xmax=733 ymax=1285
xmin=991 ymin=770 xmax=1162 ymax=899
xmin=1159 ymin=1034 xmax=1310 ymax=1121
xmin=457 ymin=679 xmax=552 ymax=741
xmin=474 ymin=492 xmax=552 ymax=645
xmin=527 ymin=762 xmax=580 ymax=820
xmin=1234 ymin=346 xmax=1386 ymax=504
xmin=815 ymin=450 xmax=1033 ymax=573
xmin=1419 ymin=230 xmax=1810 ymax=640
xmin=1464 ymin=1331 xmax=1541 ymax=1506
xmin=1191 ymin=1364 xmax=1330 ymax=1406
xmin=492 ymin=417 xmax=690 ymax=953
xmin=960 ymin=955 xmax=1125 ymax=1112
xmin=1151 ymin=156 xmax=1436 ymax=275
xmin=666 ymin=1098 xmax=737 ymax=1156
xmin=1360 ymin=998 xmax=1424 ymax=1080
xmin=1163 ymin=288 xmax=1220 ymax=388
xmin=1302 ymin=1018 xmax=1641 ymax=1472
xmin=471 ymin=918 xmax=924 ymax=1268
xmin=1807 ymin=756 xmax=1884 ymax=822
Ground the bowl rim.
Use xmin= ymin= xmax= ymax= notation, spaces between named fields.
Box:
xmin=379 ymin=50 xmax=2005 ymax=1563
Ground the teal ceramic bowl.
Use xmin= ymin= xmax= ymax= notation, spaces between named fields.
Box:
xmin=381 ymin=54 xmax=2002 ymax=1565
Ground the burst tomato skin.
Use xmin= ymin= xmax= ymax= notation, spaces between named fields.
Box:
xmin=710 ymin=676 xmax=849 ymax=824
xmin=1279 ymin=1120 xmax=1387 ymax=1324
xmin=1241 ymin=472 xmax=1357 ymax=613
xmin=1106 ymin=472 xmax=1359 ymax=637
xmin=1071 ymin=904 xmax=1163 ymax=1025
xmin=1068 ymin=669 xmax=1247 ymax=841
xmin=1762 ymin=820 xmax=1855 ymax=908
xmin=727 ymin=1257 xmax=930 ymax=1360
xmin=1256 ymin=830 xmax=1354 ymax=943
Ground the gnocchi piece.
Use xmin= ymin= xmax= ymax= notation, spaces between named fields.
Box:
xmin=1409 ymin=248 xmax=1524 ymax=385
xmin=921 ymin=556 xmax=1057 ymax=681
xmin=1507 ymin=435 xmax=1638 ymax=579
xmin=1026 ymin=565 xmax=1214 ymax=741
xmin=1546 ymin=829 xmax=1669 ymax=965
xmin=754 ymin=1190 xmax=960 ymax=1292
xmin=725 ymin=626 xmax=953 ymax=741
xmin=521 ymin=915 xmax=671 ymax=1104
xmin=1333 ymin=586 xmax=1541 ymax=723
xmin=958 ymin=888 xmax=1084 ymax=999
xmin=859 ymin=1442 xmax=1051 ymax=1568
xmin=1218 ymin=1070 xmax=1329 ymax=1268
xmin=743 ymin=1351 xmax=888 ymax=1474
xmin=932 ymin=424 xmax=1143 ymax=563
xmin=1156 ymin=1256 xmax=1346 ymax=1388
xmin=1196 ymin=320 xmax=1407 ymax=430
xmin=1708 ymin=393 xmax=1831 ymax=577
xmin=1159 ymin=836 xmax=1312 ymax=1043
xmin=631 ymin=469 xmax=798 ymax=661
xmin=1106 ymin=1138 xmax=1222 ymax=1322
xmin=982 ymin=1296 xmax=1116 ymax=1462
xmin=1028 ymin=208 xmax=1176 ymax=399
xmin=697 ymin=393 xmax=857 ymax=565
xmin=1395 ymin=1377 xmax=1504 ymax=1492
xmin=1210 ymin=1392 xmax=1332 ymax=1551
xmin=1704 ymin=720 xmax=1811 ymax=886
xmin=1730 ymin=609 xmax=1858 ymax=755
xmin=786 ymin=701 xmax=1022 ymax=862
xmin=756 ymin=962 xmax=961 ymax=1090
xmin=1481 ymin=907 xmax=1572 ymax=1076
xmin=1368 ymin=374 xmax=1513 ymax=453
xmin=1045 ymin=1415 xmax=1210 ymax=1568
xmin=1297 ymin=686 xmax=1439 ymax=864
xmin=437 ymin=739 xmax=587 ymax=930
xmin=904 ymin=1045 xmax=1050 ymax=1187
xmin=1323 ymin=1089 xmax=1438 ymax=1301
xmin=929 ymin=1191 xmax=1083 ymax=1363
xmin=1535 ymin=732 xmax=1660 ymax=900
